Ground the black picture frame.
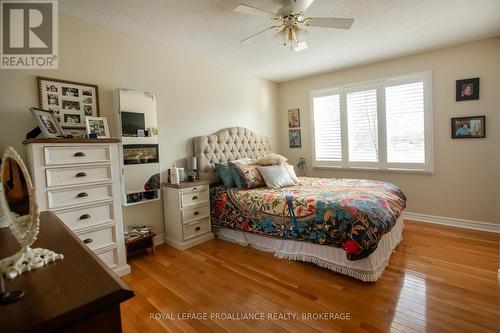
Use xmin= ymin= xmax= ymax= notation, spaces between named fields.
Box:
xmin=456 ymin=78 xmax=479 ymax=101
xmin=289 ymin=129 xmax=302 ymax=148
xmin=451 ymin=116 xmax=485 ymax=139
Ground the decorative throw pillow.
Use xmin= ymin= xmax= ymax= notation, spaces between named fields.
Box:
xmin=228 ymin=162 xmax=265 ymax=190
xmin=256 ymin=153 xmax=288 ymax=166
xmin=283 ymin=163 xmax=301 ymax=185
xmin=214 ymin=163 xmax=235 ymax=187
xmin=257 ymin=165 xmax=295 ymax=190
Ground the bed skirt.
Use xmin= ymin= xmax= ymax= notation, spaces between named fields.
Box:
xmin=213 ymin=216 xmax=404 ymax=282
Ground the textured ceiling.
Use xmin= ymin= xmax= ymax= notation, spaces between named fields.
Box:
xmin=59 ymin=0 xmax=500 ymax=82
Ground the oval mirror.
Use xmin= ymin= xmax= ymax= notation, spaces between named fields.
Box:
xmin=0 ymin=147 xmax=63 ymax=279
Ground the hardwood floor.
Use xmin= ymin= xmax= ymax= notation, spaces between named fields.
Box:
xmin=120 ymin=221 xmax=500 ymax=333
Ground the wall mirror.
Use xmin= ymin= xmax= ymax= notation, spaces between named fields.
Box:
xmin=0 ymin=147 xmax=63 ymax=279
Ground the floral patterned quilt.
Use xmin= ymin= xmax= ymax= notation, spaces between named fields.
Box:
xmin=210 ymin=177 xmax=406 ymax=261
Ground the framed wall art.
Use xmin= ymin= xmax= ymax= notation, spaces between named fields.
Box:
xmin=456 ymin=78 xmax=479 ymax=101
xmin=288 ymin=108 xmax=300 ymax=128
xmin=451 ymin=116 xmax=485 ymax=139
xmin=289 ymin=129 xmax=302 ymax=148
xmin=37 ymin=76 xmax=100 ymax=137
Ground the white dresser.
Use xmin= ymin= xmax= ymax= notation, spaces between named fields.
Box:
xmin=163 ymin=180 xmax=214 ymax=250
xmin=24 ymin=138 xmax=130 ymax=276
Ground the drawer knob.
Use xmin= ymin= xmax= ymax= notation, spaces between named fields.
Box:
xmin=194 ymin=211 xmax=199 ymax=216
xmin=74 ymin=152 xmax=86 ymax=157
xmin=195 ymin=226 xmax=201 ymax=231
xmin=192 ymin=195 xmax=198 ymax=200
xmin=193 ymin=187 xmax=197 ymax=190
xmin=77 ymin=192 xmax=88 ymax=198
xmin=83 ymin=238 xmax=93 ymax=244
xmin=80 ymin=214 xmax=91 ymax=220
xmin=76 ymin=172 xmax=87 ymax=178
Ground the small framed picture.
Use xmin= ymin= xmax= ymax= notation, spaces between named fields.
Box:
xmin=456 ymin=78 xmax=479 ymax=101
xmin=451 ymin=116 xmax=485 ymax=139
xmin=137 ymin=129 xmax=145 ymax=137
xmin=85 ymin=116 xmax=110 ymax=139
xmin=289 ymin=129 xmax=302 ymax=148
xmin=30 ymin=107 xmax=65 ymax=138
xmin=288 ymin=108 xmax=300 ymax=128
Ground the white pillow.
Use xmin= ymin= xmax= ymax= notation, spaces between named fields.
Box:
xmin=257 ymin=153 xmax=288 ymax=166
xmin=232 ymin=158 xmax=255 ymax=165
xmin=257 ymin=165 xmax=295 ymax=190
xmin=284 ymin=163 xmax=301 ymax=184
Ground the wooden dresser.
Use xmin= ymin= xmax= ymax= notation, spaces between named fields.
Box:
xmin=24 ymin=138 xmax=130 ymax=276
xmin=0 ymin=212 xmax=134 ymax=333
xmin=163 ymin=180 xmax=214 ymax=250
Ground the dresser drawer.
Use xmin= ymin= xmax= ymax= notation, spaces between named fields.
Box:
xmin=46 ymin=165 xmax=112 ymax=188
xmin=180 ymin=184 xmax=209 ymax=194
xmin=183 ymin=218 xmax=211 ymax=240
xmin=77 ymin=225 xmax=116 ymax=251
xmin=181 ymin=190 xmax=209 ymax=208
xmin=96 ymin=247 xmax=119 ymax=269
xmin=48 ymin=184 xmax=113 ymax=209
xmin=44 ymin=145 xmax=111 ymax=166
xmin=182 ymin=205 xmax=209 ymax=224
xmin=55 ymin=202 xmax=114 ymax=231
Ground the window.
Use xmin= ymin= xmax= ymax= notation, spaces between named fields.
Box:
xmin=311 ymin=71 xmax=432 ymax=172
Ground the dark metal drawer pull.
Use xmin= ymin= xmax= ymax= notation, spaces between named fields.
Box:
xmin=80 ymin=214 xmax=91 ymax=220
xmin=76 ymin=172 xmax=87 ymax=178
xmin=74 ymin=152 xmax=85 ymax=157
xmin=195 ymin=226 xmax=201 ymax=231
xmin=194 ymin=211 xmax=199 ymax=216
xmin=77 ymin=192 xmax=88 ymax=198
xmin=83 ymin=238 xmax=93 ymax=244
xmin=193 ymin=187 xmax=197 ymax=190
xmin=192 ymin=195 xmax=198 ymax=200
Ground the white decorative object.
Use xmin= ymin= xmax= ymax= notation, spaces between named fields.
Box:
xmin=25 ymin=140 xmax=130 ymax=276
xmin=0 ymin=147 xmax=63 ymax=279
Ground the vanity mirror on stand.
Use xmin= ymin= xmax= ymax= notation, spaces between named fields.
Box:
xmin=0 ymin=147 xmax=63 ymax=281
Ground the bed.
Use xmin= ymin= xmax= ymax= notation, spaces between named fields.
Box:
xmin=194 ymin=127 xmax=406 ymax=282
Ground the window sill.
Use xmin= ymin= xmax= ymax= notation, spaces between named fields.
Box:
xmin=312 ymin=165 xmax=434 ymax=175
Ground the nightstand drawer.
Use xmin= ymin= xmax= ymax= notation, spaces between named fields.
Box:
xmin=44 ymin=145 xmax=111 ymax=166
xmin=180 ymin=184 xmax=209 ymax=194
xmin=77 ymin=225 xmax=116 ymax=251
xmin=46 ymin=165 xmax=112 ymax=188
xmin=55 ymin=202 xmax=114 ymax=231
xmin=182 ymin=205 xmax=209 ymax=224
xmin=181 ymin=190 xmax=209 ymax=208
xmin=183 ymin=219 xmax=211 ymax=240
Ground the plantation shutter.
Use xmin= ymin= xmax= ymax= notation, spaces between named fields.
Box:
xmin=385 ymin=82 xmax=425 ymax=163
xmin=313 ymin=94 xmax=342 ymax=161
xmin=346 ymin=89 xmax=378 ymax=162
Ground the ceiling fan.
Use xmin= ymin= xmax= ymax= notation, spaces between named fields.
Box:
xmin=234 ymin=0 xmax=354 ymax=52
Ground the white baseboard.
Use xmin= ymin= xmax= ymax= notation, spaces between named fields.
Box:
xmin=402 ymin=212 xmax=499 ymax=234
xmin=153 ymin=233 xmax=165 ymax=246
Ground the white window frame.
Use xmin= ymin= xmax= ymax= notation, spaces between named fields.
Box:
xmin=310 ymin=71 xmax=433 ymax=173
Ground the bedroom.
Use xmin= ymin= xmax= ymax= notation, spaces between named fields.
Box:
xmin=0 ymin=0 xmax=498 ymax=332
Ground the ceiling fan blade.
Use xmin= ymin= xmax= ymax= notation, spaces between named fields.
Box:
xmin=294 ymin=41 xmax=308 ymax=52
xmin=304 ymin=18 xmax=354 ymax=29
xmin=233 ymin=4 xmax=277 ymax=19
xmin=278 ymin=0 xmax=315 ymax=16
xmin=241 ymin=25 xmax=281 ymax=43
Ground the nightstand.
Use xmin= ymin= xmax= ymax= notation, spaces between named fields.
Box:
xmin=162 ymin=180 xmax=214 ymax=250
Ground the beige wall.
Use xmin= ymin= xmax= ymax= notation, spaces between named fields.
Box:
xmin=278 ymin=37 xmax=500 ymax=224
xmin=0 ymin=14 xmax=279 ymax=235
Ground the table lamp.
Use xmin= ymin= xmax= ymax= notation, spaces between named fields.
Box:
xmin=186 ymin=156 xmax=197 ymax=182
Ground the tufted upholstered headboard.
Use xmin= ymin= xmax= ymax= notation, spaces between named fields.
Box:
xmin=193 ymin=127 xmax=271 ymax=183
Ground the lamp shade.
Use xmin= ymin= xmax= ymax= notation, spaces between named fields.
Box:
xmin=186 ymin=156 xmax=197 ymax=170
